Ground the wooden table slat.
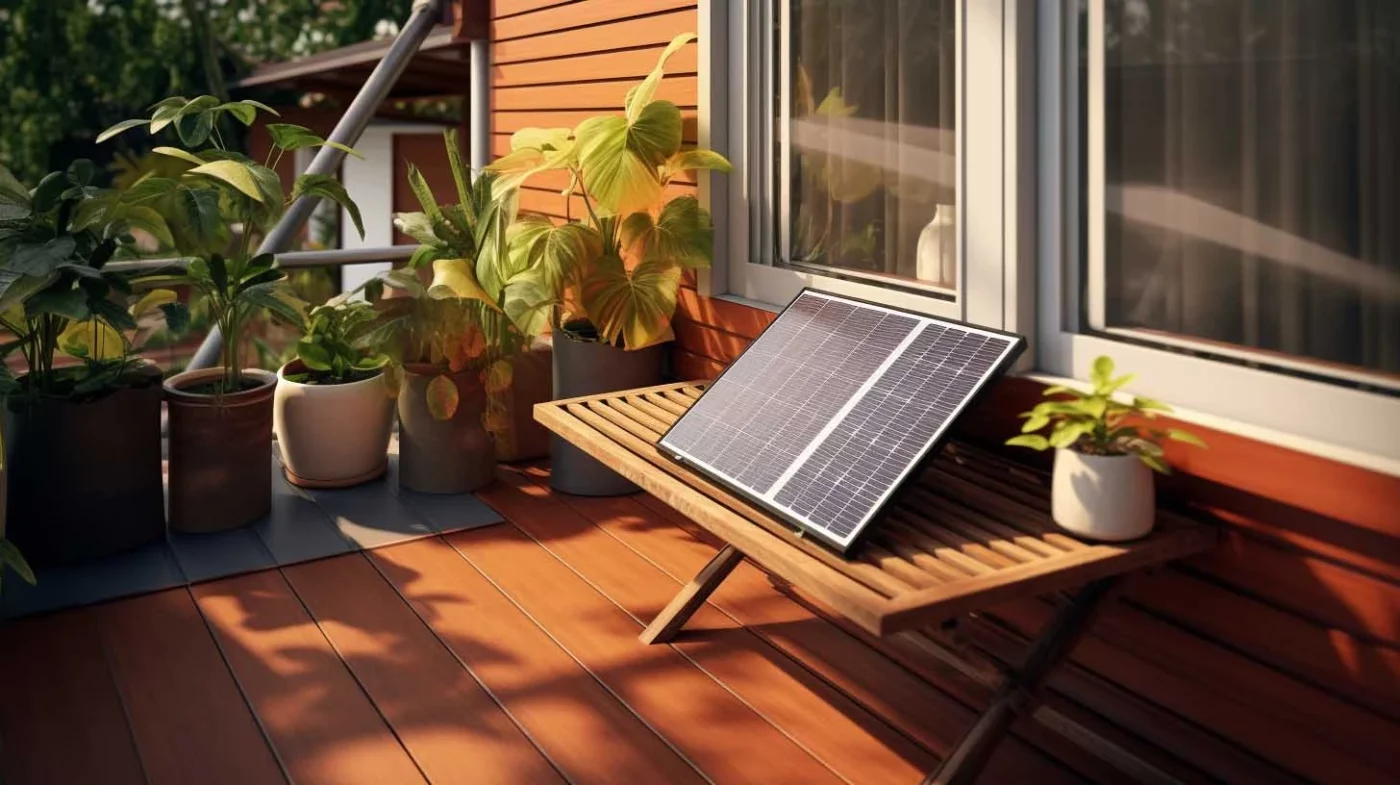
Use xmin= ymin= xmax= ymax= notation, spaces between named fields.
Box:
xmin=535 ymin=382 xmax=1218 ymax=637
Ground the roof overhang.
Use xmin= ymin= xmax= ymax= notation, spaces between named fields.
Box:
xmin=236 ymin=24 xmax=469 ymax=99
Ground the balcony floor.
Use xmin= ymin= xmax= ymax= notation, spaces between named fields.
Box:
xmin=0 ymin=464 xmax=1080 ymax=785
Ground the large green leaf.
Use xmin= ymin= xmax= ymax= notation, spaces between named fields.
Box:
xmin=25 ymin=286 xmax=89 ymax=321
xmin=188 ymin=160 xmax=265 ymax=202
xmin=624 ymin=33 xmax=696 ymax=123
xmin=485 ymin=127 xmax=576 ymax=196
xmin=581 ymin=255 xmax=680 ymax=350
xmin=96 ymin=118 xmax=151 ymax=144
xmin=502 ymin=268 xmax=556 ymax=339
xmin=0 ymin=269 xmax=57 ymax=314
xmin=574 ymin=100 xmax=682 ymax=216
xmin=664 ymin=149 xmax=733 ymax=181
xmin=121 ymin=176 xmax=180 ymax=205
xmin=0 ymin=163 xmax=28 ymax=197
xmin=620 ymin=195 xmax=713 ymax=269
xmin=266 ymin=124 xmax=364 ymax=159
xmin=508 ymin=219 xmax=601 ymax=295
xmin=293 ymin=174 xmax=364 ymax=239
xmin=110 ymin=204 xmax=175 ymax=248
xmin=172 ymin=187 xmax=223 ymax=254
xmin=9 ymin=237 xmax=77 ymax=276
xmin=443 ymin=128 xmax=472 ymax=208
xmin=241 ymin=281 xmax=307 ymax=328
xmin=427 ymin=257 xmax=498 ymax=308
xmin=152 ymin=146 xmax=205 ymax=167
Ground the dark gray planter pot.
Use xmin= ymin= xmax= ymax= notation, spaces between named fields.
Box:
xmin=4 ymin=366 xmax=166 ymax=565
xmin=551 ymin=330 xmax=664 ymax=496
xmin=398 ymin=366 xmax=495 ymax=494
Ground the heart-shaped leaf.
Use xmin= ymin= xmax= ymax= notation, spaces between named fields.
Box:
xmin=620 ymin=195 xmax=713 ymax=268
xmin=573 ymin=100 xmax=681 ymax=216
xmin=580 ymin=255 xmax=680 ymax=350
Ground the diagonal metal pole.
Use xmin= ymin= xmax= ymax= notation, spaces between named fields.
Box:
xmin=188 ymin=0 xmax=446 ymax=370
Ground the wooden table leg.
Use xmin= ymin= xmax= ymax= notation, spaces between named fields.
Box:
xmin=639 ymin=544 xmax=744 ymax=645
xmin=922 ymin=577 xmax=1121 ymax=785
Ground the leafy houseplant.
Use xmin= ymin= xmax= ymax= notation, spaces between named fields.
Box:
xmin=0 ymin=160 xmax=188 ymax=564
xmin=483 ymin=33 xmax=732 ymax=495
xmin=385 ymin=131 xmax=526 ymax=493
xmin=101 ymin=96 xmax=366 ymax=531
xmin=1007 ymin=356 xmax=1206 ymax=541
xmin=273 ymin=298 xmax=396 ymax=488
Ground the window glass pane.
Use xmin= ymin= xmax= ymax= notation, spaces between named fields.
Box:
xmin=1088 ymin=0 xmax=1400 ymax=385
xmin=779 ymin=0 xmax=957 ymax=288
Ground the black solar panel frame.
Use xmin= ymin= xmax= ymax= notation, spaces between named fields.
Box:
xmin=659 ymin=287 xmax=1026 ymax=556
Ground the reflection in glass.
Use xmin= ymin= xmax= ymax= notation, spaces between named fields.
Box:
xmin=1092 ymin=0 xmax=1400 ymax=382
xmin=781 ymin=0 xmax=956 ymax=288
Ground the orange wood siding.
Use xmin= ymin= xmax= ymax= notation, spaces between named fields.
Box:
xmin=488 ymin=0 xmax=700 ymax=226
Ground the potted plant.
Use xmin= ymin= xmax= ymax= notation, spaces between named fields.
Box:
xmin=100 ymin=96 xmax=366 ymax=531
xmin=0 ymin=366 xmax=36 ymax=591
xmin=1006 ymin=356 xmax=1206 ymax=541
xmin=485 ymin=33 xmax=732 ymax=495
xmin=0 ymin=159 xmax=188 ymax=564
xmin=273 ymin=297 xmax=393 ymax=488
xmin=383 ymin=131 xmax=523 ymax=492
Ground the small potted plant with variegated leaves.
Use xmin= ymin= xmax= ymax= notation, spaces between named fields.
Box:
xmin=1006 ymin=356 xmax=1206 ymax=541
xmin=273 ymin=297 xmax=393 ymax=489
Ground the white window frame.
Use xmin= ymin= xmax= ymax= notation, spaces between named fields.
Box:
xmin=1036 ymin=0 xmax=1400 ymax=471
xmin=699 ymin=0 xmax=1015 ymax=327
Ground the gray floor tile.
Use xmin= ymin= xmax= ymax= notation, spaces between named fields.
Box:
xmin=168 ymin=527 xmax=276 ymax=584
xmin=2 ymin=542 xmax=186 ymax=619
xmin=253 ymin=463 xmax=356 ymax=565
xmin=301 ymin=472 xmax=436 ymax=550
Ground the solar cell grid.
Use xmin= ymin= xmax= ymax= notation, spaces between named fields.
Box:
xmin=660 ymin=290 xmax=1023 ymax=553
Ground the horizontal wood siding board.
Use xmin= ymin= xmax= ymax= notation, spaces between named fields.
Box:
xmin=495 ymin=10 xmax=696 ymax=64
xmin=673 ymin=348 xmax=725 ymax=381
xmin=494 ymin=0 xmax=575 ymax=19
xmin=493 ymin=0 xmax=694 ymax=43
xmin=494 ymin=110 xmax=698 ymax=139
xmin=494 ymin=76 xmax=697 ymax=112
xmin=673 ymin=319 xmax=751 ymax=367
xmin=677 ymin=286 xmax=777 ymax=339
xmin=494 ymin=42 xmax=697 ymax=87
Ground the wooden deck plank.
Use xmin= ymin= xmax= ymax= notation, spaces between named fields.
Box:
xmin=281 ymin=555 xmax=566 ymax=785
xmin=98 ymin=589 xmax=286 ymax=785
xmin=444 ymin=509 xmax=847 ymax=785
xmin=519 ymin=467 xmax=1088 ymax=784
xmin=371 ymin=537 xmax=708 ymax=785
xmin=0 ymin=610 xmax=146 ymax=785
xmin=191 ymin=570 xmax=426 ymax=785
xmin=479 ymin=472 xmax=945 ymax=785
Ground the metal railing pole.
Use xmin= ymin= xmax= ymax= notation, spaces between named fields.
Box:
xmin=187 ymin=0 xmax=446 ymax=370
xmin=469 ymin=37 xmax=490 ymax=171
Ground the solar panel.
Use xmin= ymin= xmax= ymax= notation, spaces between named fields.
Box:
xmin=659 ymin=289 xmax=1025 ymax=554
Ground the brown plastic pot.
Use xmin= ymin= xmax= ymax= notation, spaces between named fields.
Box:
xmin=3 ymin=364 xmax=166 ymax=565
xmin=164 ymin=367 xmax=276 ymax=533
xmin=397 ymin=365 xmax=495 ymax=494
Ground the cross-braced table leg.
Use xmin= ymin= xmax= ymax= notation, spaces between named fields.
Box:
xmin=924 ymin=577 xmax=1122 ymax=785
xmin=640 ymin=544 xmax=745 ymax=644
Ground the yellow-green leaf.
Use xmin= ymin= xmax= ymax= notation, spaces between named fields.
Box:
xmin=1167 ymin=428 xmax=1207 ymax=448
xmin=187 ymin=160 xmax=264 ymax=202
xmin=428 ymin=258 xmax=500 ymax=309
xmin=484 ymin=359 xmax=513 ymax=394
xmin=1005 ymin=434 xmax=1049 ymax=450
xmin=1090 ymin=355 xmax=1115 ymax=387
xmin=152 ymin=146 xmax=205 ymax=167
xmin=620 ymin=195 xmax=713 ymax=268
xmin=425 ymin=374 xmax=460 ymax=421
xmin=58 ymin=319 xmax=125 ymax=361
xmin=581 ymin=256 xmax=681 ymax=350
xmin=130 ymin=288 xmax=179 ymax=319
xmin=625 ymin=33 xmax=696 ymax=122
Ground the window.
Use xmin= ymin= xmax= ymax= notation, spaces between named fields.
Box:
xmin=1082 ymin=0 xmax=1400 ymax=393
xmin=1040 ymin=0 xmax=1400 ymax=465
xmin=723 ymin=0 xmax=984 ymax=317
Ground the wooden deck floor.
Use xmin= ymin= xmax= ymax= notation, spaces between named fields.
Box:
xmin=0 ymin=465 xmax=1083 ymax=785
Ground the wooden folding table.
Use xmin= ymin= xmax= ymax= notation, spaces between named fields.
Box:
xmin=536 ymin=382 xmax=1217 ymax=785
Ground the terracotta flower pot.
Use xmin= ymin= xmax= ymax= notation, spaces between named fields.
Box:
xmin=273 ymin=360 xmax=394 ymax=489
xmin=550 ymin=329 xmax=664 ymax=496
xmin=3 ymin=364 xmax=166 ymax=565
xmin=397 ymin=365 xmax=495 ymax=494
xmin=1051 ymin=449 xmax=1156 ymax=541
xmin=164 ymin=368 xmax=277 ymax=533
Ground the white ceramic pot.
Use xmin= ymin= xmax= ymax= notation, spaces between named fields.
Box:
xmin=273 ymin=361 xmax=395 ymax=488
xmin=1051 ymin=449 xmax=1156 ymax=541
